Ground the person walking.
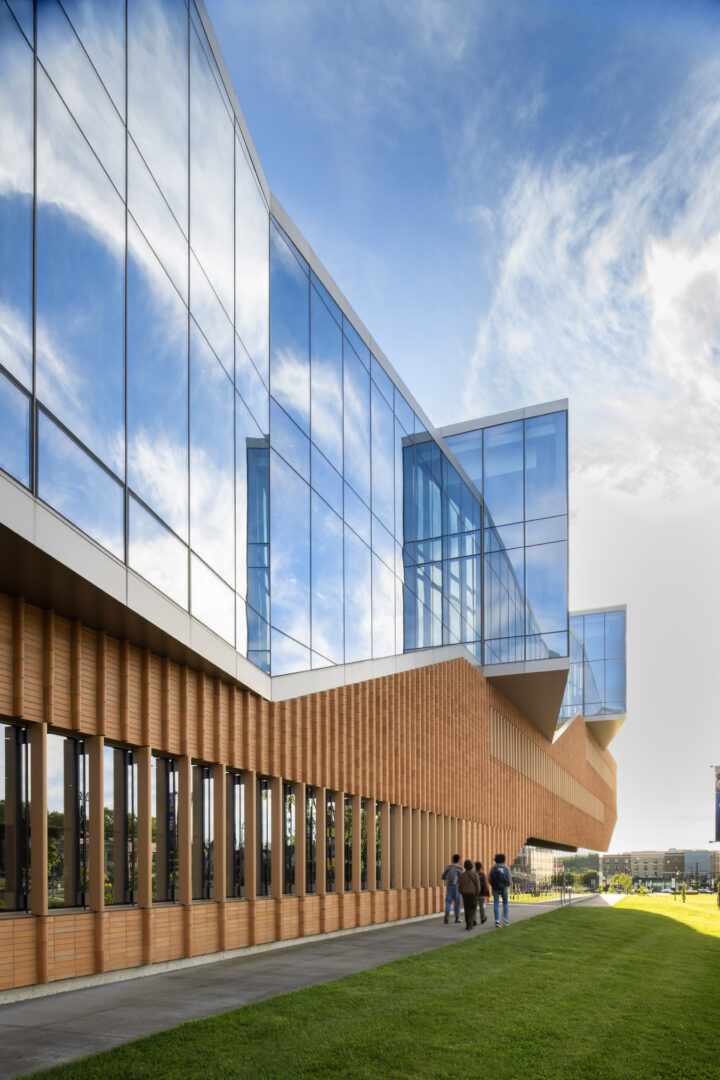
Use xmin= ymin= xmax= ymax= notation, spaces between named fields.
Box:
xmin=457 ymin=859 xmax=481 ymax=930
xmin=489 ymin=853 xmax=512 ymax=927
xmin=474 ymin=861 xmax=490 ymax=925
xmin=442 ymin=854 xmax=463 ymax=924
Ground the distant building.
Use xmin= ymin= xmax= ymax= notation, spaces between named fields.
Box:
xmin=600 ymin=849 xmax=718 ymax=883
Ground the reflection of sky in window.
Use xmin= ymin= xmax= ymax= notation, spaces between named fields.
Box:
xmin=525 ymin=412 xmax=567 ymax=520
xmin=191 ymin=554 xmax=235 ymax=644
xmin=344 ymin=527 xmax=371 ymax=662
xmin=0 ymin=373 xmax=30 ymax=487
xmin=371 ymin=382 xmax=395 ymax=533
xmin=270 ymin=452 xmax=310 ymax=647
xmin=36 ymin=68 xmax=125 ymax=475
xmin=270 ymin=224 xmax=310 ymax=433
xmin=372 ymin=555 xmax=395 ymax=658
xmin=235 ymin=135 xmax=269 ymax=382
xmin=311 ymin=492 xmax=343 ymax=665
xmin=525 ymin=542 xmax=567 ymax=635
xmin=0 ymin=9 xmax=33 ymax=391
xmin=38 ymin=411 xmax=124 ymax=559
xmin=127 ymin=218 xmax=188 ymax=537
xmin=129 ymin=495 xmax=188 ymax=608
xmin=129 ymin=137 xmax=188 ymax=302
xmin=310 ymin=285 xmax=343 ymax=472
xmin=343 ymin=345 xmax=370 ymax=504
xmin=60 ymin=0 xmax=126 ymax=118
xmin=559 ymin=611 xmax=627 ymax=719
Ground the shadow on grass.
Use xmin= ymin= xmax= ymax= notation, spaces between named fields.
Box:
xmin=22 ymin=906 xmax=720 ymax=1080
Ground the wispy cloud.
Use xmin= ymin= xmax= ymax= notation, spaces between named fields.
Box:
xmin=465 ymin=58 xmax=720 ymax=496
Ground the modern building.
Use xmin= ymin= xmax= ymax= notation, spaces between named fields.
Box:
xmin=600 ymin=849 xmax=718 ymax=885
xmin=0 ymin=0 xmax=626 ymax=995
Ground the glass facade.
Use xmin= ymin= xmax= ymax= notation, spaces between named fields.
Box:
xmin=0 ymin=0 xmax=572 ymax=691
xmin=559 ymin=609 xmax=627 ymax=721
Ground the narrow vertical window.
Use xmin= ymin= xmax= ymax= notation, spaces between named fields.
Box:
xmin=344 ymin=795 xmax=352 ymax=891
xmin=376 ymin=805 xmax=382 ymax=890
xmin=305 ymin=786 xmax=316 ymax=894
xmin=152 ymin=756 xmax=179 ymax=902
xmin=47 ymin=734 xmax=89 ymax=908
xmin=389 ymin=805 xmax=396 ymax=890
xmin=226 ymin=771 xmax=244 ymax=898
xmin=257 ymin=777 xmax=271 ymax=897
xmin=360 ymin=798 xmax=368 ymax=891
xmin=192 ymin=764 xmax=213 ymax=900
xmin=325 ymin=791 xmax=335 ymax=892
xmin=283 ymin=781 xmax=295 ymax=895
xmin=103 ymin=746 xmax=138 ymax=905
xmin=0 ymin=723 xmax=30 ymax=912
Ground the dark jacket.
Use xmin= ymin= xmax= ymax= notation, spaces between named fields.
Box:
xmin=478 ymin=870 xmax=491 ymax=898
xmin=457 ymin=869 xmax=481 ymax=896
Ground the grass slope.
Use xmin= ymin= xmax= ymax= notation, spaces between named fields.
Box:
xmin=25 ymin=900 xmax=720 ymax=1080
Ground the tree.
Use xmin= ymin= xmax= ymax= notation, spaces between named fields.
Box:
xmin=610 ymin=872 xmax=632 ymax=893
xmin=682 ymin=881 xmax=687 ymax=904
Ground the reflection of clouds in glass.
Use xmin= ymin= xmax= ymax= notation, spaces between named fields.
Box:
xmin=129 ymin=431 xmax=188 ymax=540
xmin=311 ymin=360 xmax=343 ymax=469
xmin=372 ymin=556 xmax=395 ymax=659
xmin=0 ymin=18 xmax=33 ymax=198
xmin=129 ymin=496 xmax=188 ymax=609
xmin=343 ymin=351 xmax=370 ymax=503
xmin=271 ymin=628 xmax=310 ymax=677
xmin=191 ymin=258 xmax=233 ymax=375
xmin=344 ymin=528 xmax=371 ymax=663
xmin=271 ymin=347 xmax=311 ymax=428
xmin=128 ymin=137 xmax=188 ymax=301
xmin=0 ymin=301 xmax=32 ymax=390
xmin=47 ymin=734 xmax=67 ymax=814
xmin=38 ymin=0 xmax=125 ymax=195
xmin=236 ymin=136 xmax=269 ymax=379
xmin=311 ymin=494 xmax=343 ymax=664
xmin=191 ymin=555 xmax=235 ymax=644
xmin=38 ymin=411 xmax=124 ymax=559
xmin=270 ymin=453 xmax=310 ymax=647
xmin=60 ymin=0 xmax=126 ymax=117
xmin=128 ymin=0 xmax=188 ymax=229
xmin=190 ymin=23 xmax=234 ymax=319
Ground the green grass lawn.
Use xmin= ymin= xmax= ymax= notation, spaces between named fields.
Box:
xmin=25 ymin=898 xmax=720 ymax=1080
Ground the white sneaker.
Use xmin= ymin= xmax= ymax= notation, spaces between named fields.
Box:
xmin=502 ymin=918 xmax=509 ymax=926
xmin=495 ymin=921 xmax=501 ymax=927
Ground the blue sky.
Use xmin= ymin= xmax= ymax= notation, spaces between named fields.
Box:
xmin=206 ymin=0 xmax=720 ymax=853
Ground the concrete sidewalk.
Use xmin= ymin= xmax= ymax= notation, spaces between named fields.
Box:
xmin=0 ymin=895 xmax=601 ymax=1079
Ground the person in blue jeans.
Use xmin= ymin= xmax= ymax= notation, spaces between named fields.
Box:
xmin=488 ymin=853 xmax=512 ymax=927
xmin=442 ymin=853 xmax=463 ymax=923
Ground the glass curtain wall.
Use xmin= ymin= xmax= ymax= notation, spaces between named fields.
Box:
xmin=559 ymin=610 xmax=627 ymax=721
xmin=103 ymin=745 xmax=138 ymax=906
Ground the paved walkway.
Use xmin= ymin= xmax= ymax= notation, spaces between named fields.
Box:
xmin=0 ymin=895 xmax=602 ymax=1079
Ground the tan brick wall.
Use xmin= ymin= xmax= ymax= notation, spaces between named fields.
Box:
xmin=0 ymin=592 xmax=617 ymax=991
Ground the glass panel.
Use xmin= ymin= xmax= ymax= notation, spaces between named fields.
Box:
xmin=526 ymin=631 xmax=568 ymax=660
xmin=38 ymin=0 xmax=125 ymax=195
xmin=191 ymin=555 xmax=235 ymax=644
xmin=371 ymin=381 xmax=395 ymax=533
xmin=257 ymin=776 xmax=271 ymax=897
xmin=0 ymin=7 xmax=33 ymax=390
xmin=127 ymin=218 xmax=188 ymax=537
xmin=6 ymin=0 xmax=33 ymax=43
xmin=360 ymin=799 xmax=368 ymax=891
xmin=584 ymin=660 xmax=604 ymax=704
xmin=235 ymin=392 xmax=264 ymax=615
xmin=38 ymin=412 xmax=124 ymax=559
xmin=344 ymin=795 xmax=352 ymax=890
xmin=344 ymin=527 xmax=371 ymax=663
xmin=191 ymin=764 xmax=213 ymax=900
xmin=191 ymin=256 xmax=233 ymax=379
xmin=190 ymin=328 xmax=234 ymax=582
xmin=128 ymin=0 xmax=188 ymax=231
xmin=310 ymin=283 xmax=343 ymax=472
xmin=190 ymin=21 xmax=234 ymax=318
xmin=483 ymin=421 xmax=523 ymax=527
xmin=372 ymin=555 xmax=395 ymax=659
xmin=47 ymin=734 xmax=88 ymax=908
xmin=372 ymin=515 xmax=394 ymax=571
xmin=226 ymin=771 xmax=244 ymax=898
xmin=605 ymin=610 xmax=626 ymax=660
xmin=371 ymin=355 xmax=395 ymax=408
xmin=151 ymin=755 xmax=179 ymax=902
xmin=525 ymin=541 xmax=567 ymax=635
xmin=129 ymin=495 xmax=188 ymax=608
xmin=484 ymin=522 xmax=523 ymax=553
xmin=311 ymin=444 xmax=343 ymax=515
xmin=583 ymin=612 xmax=605 ymax=661
xmin=60 ymin=0 xmax=125 ymax=118
xmin=605 ymin=659 xmax=626 ymax=705
xmin=36 ymin=68 xmax=125 ymax=473
xmin=271 ymin=400 xmax=309 ymax=482
xmin=0 ymin=723 xmax=29 ymax=912
xmin=394 ymin=389 xmax=414 ymax=436
xmin=236 ymin=336 xmax=269 ymax=433
xmin=103 ymin=746 xmax=138 ymax=906
xmin=271 ymin=628 xmax=310 ymax=676
xmin=283 ymin=782 xmax=295 ymax=895
xmin=310 ymin=270 xmax=341 ymax=326
xmin=305 ymin=787 xmax=317 ymax=894
xmin=344 ymin=483 xmax=371 ymax=546
xmin=344 ymin=342 xmax=370 ymax=504
xmin=525 ymin=411 xmax=567 ymax=521
xmin=270 ymin=223 xmax=310 ymax=433
xmin=0 ymin=373 xmax=30 ymax=487
xmin=343 ymin=318 xmax=369 ymax=369
xmin=270 ymin=451 xmax=310 ymax=647
xmin=311 ymin=493 xmax=344 ymax=665
xmin=128 ymin=137 xmax=188 ymax=302
xmin=525 ymin=516 xmax=567 ymax=545
xmin=236 ymin=135 xmax=269 ymax=382
xmin=483 ymin=546 xmax=525 ymax=645
xmin=442 ymin=429 xmax=482 ymax=492
xmin=325 ymin=792 xmax=335 ymax=892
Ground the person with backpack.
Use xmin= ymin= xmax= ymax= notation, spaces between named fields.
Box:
xmin=488 ymin=853 xmax=512 ymax=927
xmin=473 ymin=861 xmax=490 ymax=925
xmin=457 ymin=860 xmax=481 ymax=930
xmin=441 ymin=853 xmax=463 ymax=924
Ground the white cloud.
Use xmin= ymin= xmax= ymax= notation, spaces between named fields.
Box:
xmin=465 ymin=59 xmax=720 ymax=496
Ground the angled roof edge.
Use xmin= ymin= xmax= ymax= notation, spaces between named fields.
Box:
xmin=438 ymin=399 xmax=569 ymax=438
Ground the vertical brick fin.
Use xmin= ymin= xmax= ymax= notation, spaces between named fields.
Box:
xmin=71 ymin=621 xmax=82 ymax=731
xmin=228 ymin=684 xmax=237 ymax=767
xmin=197 ymin=674 xmax=205 ymax=761
xmin=141 ymin=649 xmax=151 ymax=746
xmin=213 ymin=680 xmax=221 ymax=764
xmin=120 ymin=640 xmax=129 ymax=744
xmin=43 ymin=610 xmax=54 ymax=728
xmin=96 ymin=631 xmax=106 ymax=737
xmin=12 ymin=596 xmax=24 ymax=716
xmin=180 ymin=667 xmax=188 ymax=758
xmin=161 ymin=657 xmax=170 ymax=752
